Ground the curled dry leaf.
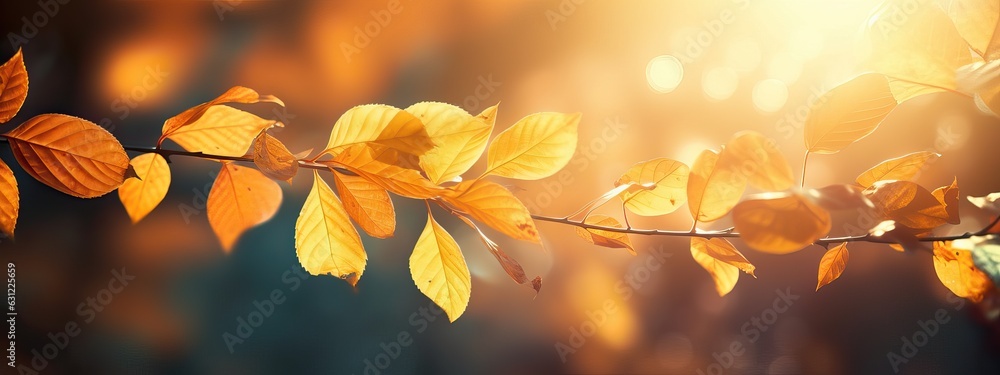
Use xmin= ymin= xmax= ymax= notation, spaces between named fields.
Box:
xmin=295 ymin=171 xmax=366 ymax=285
xmin=931 ymin=177 xmax=960 ymax=225
xmin=331 ymin=145 xmax=443 ymax=199
xmin=690 ymin=238 xmax=741 ymax=296
xmin=816 ymin=243 xmax=849 ymax=291
xmin=444 ymin=179 xmax=539 ymax=243
xmin=573 ymin=214 xmax=635 ymax=255
xmin=732 ymin=192 xmax=832 ymax=254
xmin=0 ymin=48 xmax=28 ymax=123
xmin=722 ymin=131 xmax=793 ymax=191
xmin=405 ymin=102 xmax=494 ymax=185
xmin=0 ymin=159 xmax=18 ymax=238
xmin=615 ymin=158 xmax=689 ymax=216
xmin=691 ymin=237 xmax=756 ymax=277
xmin=456 ymin=215 xmax=540 ymax=293
xmin=207 ymin=162 xmax=282 ymax=252
xmin=864 ymin=180 xmax=951 ymax=230
xmin=5 ymin=114 xmax=129 ymax=198
xmin=484 ymin=112 xmax=580 ymax=180
xmin=324 ymin=104 xmax=435 ymax=157
xmin=687 ymin=149 xmax=747 ymax=223
xmin=159 ymin=86 xmax=283 ymax=145
xmin=932 ymin=241 xmax=993 ymax=302
xmin=253 ymin=131 xmax=298 ymax=183
xmin=411 ymin=211 xmax=472 ymax=322
xmin=164 ymin=105 xmax=276 ymax=157
xmin=855 ymin=151 xmax=941 ymax=188
xmin=332 ymin=171 xmax=395 ymax=239
xmin=118 ymin=153 xmax=171 ymax=223
xmin=804 ymin=73 xmax=897 ymax=154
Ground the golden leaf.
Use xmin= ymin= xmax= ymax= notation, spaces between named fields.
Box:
xmin=331 ymin=145 xmax=443 ymax=199
xmin=931 ymin=177 xmax=960 ymax=225
xmin=0 ymin=48 xmax=28 ymax=123
xmin=164 ymin=105 xmax=275 ymax=157
xmin=252 ymin=131 xmax=298 ymax=183
xmin=332 ymin=171 xmax=395 ymax=239
xmin=691 ymin=237 xmax=756 ymax=277
xmin=933 ymin=241 xmax=993 ymax=302
xmin=324 ymin=104 xmax=435 ymax=157
xmin=804 ymin=74 xmax=897 ymax=154
xmin=722 ymin=131 xmax=793 ymax=191
xmin=947 ymin=0 xmax=1000 ymax=60
xmin=411 ymin=211 xmax=472 ymax=322
xmin=574 ymin=214 xmax=635 ymax=254
xmin=865 ymin=180 xmax=950 ymax=230
xmin=855 ymin=151 xmax=941 ymax=188
xmin=5 ymin=114 xmax=129 ymax=198
xmin=159 ymin=86 xmax=282 ymax=144
xmin=405 ymin=102 xmax=494 ymax=184
xmin=816 ymin=243 xmax=849 ymax=291
xmin=207 ymin=162 xmax=282 ymax=252
xmin=483 ymin=112 xmax=580 ymax=180
xmin=445 ymin=179 xmax=539 ymax=243
xmin=295 ymin=171 xmax=366 ymax=285
xmin=118 ymin=153 xmax=171 ymax=223
xmin=616 ymin=158 xmax=689 ymax=216
xmin=807 ymin=184 xmax=873 ymax=211
xmin=687 ymin=149 xmax=747 ymax=223
xmin=0 ymin=158 xmax=18 ymax=238
xmin=732 ymin=192 xmax=832 ymax=254
xmin=690 ymin=238 xmax=740 ymax=296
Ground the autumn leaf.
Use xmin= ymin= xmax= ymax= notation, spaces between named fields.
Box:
xmin=574 ymin=214 xmax=635 ymax=255
xmin=932 ymin=241 xmax=993 ymax=302
xmin=855 ymin=151 xmax=941 ymax=188
xmin=615 ymin=158 xmax=689 ymax=216
xmin=869 ymin=220 xmax=928 ymax=253
xmin=691 ymin=237 xmax=756 ymax=277
xmin=253 ymin=131 xmax=298 ymax=183
xmin=331 ymin=145 xmax=443 ymax=199
xmin=0 ymin=48 xmax=28 ymax=123
xmin=295 ymin=170 xmax=366 ymax=285
xmin=164 ymin=105 xmax=276 ymax=157
xmin=722 ymin=131 xmax=793 ymax=191
xmin=118 ymin=153 xmax=171 ymax=223
xmin=957 ymin=60 xmax=1000 ymax=116
xmin=804 ymin=74 xmax=897 ymax=154
xmin=456 ymin=215 xmax=541 ymax=293
xmin=865 ymin=180 xmax=950 ymax=230
xmin=405 ymin=102 xmax=494 ymax=184
xmin=732 ymin=192 xmax=831 ymax=254
xmin=690 ymin=238 xmax=741 ymax=296
xmin=968 ymin=192 xmax=1000 ymax=212
xmin=5 ymin=114 xmax=129 ymax=198
xmin=444 ymin=179 xmax=539 ymax=243
xmin=333 ymin=171 xmax=395 ymax=239
xmin=807 ymin=184 xmax=873 ymax=211
xmin=687 ymin=149 xmax=747 ymax=223
xmin=946 ymin=0 xmax=1000 ymax=60
xmin=207 ymin=162 xmax=282 ymax=252
xmin=324 ymin=104 xmax=435 ymax=157
xmin=0 ymin=158 xmax=18 ymax=238
xmin=483 ymin=112 xmax=580 ymax=180
xmin=411 ymin=211 xmax=472 ymax=322
xmin=816 ymin=243 xmax=849 ymax=291
xmin=931 ymin=177 xmax=960 ymax=225
xmin=159 ymin=86 xmax=283 ymax=145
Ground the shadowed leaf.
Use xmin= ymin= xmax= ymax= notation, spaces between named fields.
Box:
xmin=732 ymin=192 xmax=831 ymax=254
xmin=0 ymin=159 xmax=18 ymax=238
xmin=207 ymin=162 xmax=282 ymax=252
xmin=253 ymin=131 xmax=298 ymax=183
xmin=574 ymin=215 xmax=635 ymax=255
xmin=405 ymin=102 xmax=494 ymax=184
xmin=0 ymin=48 xmax=28 ymax=123
xmin=118 ymin=153 xmax=171 ymax=223
xmin=933 ymin=241 xmax=993 ymax=302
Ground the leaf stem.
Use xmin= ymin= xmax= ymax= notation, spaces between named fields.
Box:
xmin=801 ymin=150 xmax=810 ymax=188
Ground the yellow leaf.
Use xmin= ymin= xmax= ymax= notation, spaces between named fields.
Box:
xmin=405 ymin=102 xmax=494 ymax=184
xmin=616 ymin=158 xmax=689 ymax=216
xmin=0 ymin=158 xmax=18 ymax=238
xmin=687 ymin=149 xmax=747 ymax=223
xmin=0 ymin=48 xmax=28 ymax=123
xmin=931 ymin=177 xmax=960 ymax=225
xmin=410 ymin=211 xmax=472 ymax=322
xmin=816 ymin=243 xmax=849 ymax=291
xmin=483 ymin=112 xmax=580 ymax=180
xmin=159 ymin=86 xmax=282 ymax=145
xmin=165 ymin=105 xmax=275 ymax=157
xmin=804 ymin=74 xmax=897 ymax=154
xmin=933 ymin=241 xmax=993 ymax=302
xmin=445 ymin=179 xmax=539 ymax=243
xmin=332 ymin=171 xmax=395 ymax=239
xmin=946 ymin=0 xmax=1000 ymax=60
xmin=865 ymin=180 xmax=950 ymax=230
xmin=207 ymin=162 xmax=282 ymax=252
xmin=331 ymin=145 xmax=444 ymax=199
xmin=5 ymin=114 xmax=129 ymax=198
xmin=324 ymin=104 xmax=435 ymax=157
xmin=691 ymin=237 xmax=756 ymax=277
xmin=574 ymin=214 xmax=635 ymax=255
xmin=855 ymin=151 xmax=941 ymax=188
xmin=722 ymin=131 xmax=793 ymax=191
xmin=253 ymin=131 xmax=298 ymax=183
xmin=118 ymin=153 xmax=171 ymax=223
xmin=690 ymin=238 xmax=740 ymax=296
xmin=732 ymin=192 xmax=832 ymax=254
xmin=295 ymin=170 xmax=366 ymax=285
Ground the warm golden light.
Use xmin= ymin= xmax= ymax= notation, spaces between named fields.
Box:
xmin=646 ymin=55 xmax=684 ymax=93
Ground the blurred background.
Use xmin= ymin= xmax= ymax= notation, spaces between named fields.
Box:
xmin=2 ymin=0 xmax=1000 ymax=374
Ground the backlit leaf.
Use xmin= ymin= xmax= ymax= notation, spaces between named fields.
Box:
xmin=333 ymin=171 xmax=395 ymax=239
xmin=411 ymin=211 xmax=472 ymax=322
xmin=253 ymin=131 xmax=298 ymax=183
xmin=804 ymin=74 xmax=897 ymax=154
xmin=807 ymin=184 xmax=873 ymax=211
xmin=0 ymin=48 xmax=28 ymax=123
xmin=616 ymin=158 xmax=689 ymax=216
xmin=5 ymin=114 xmax=129 ymax=198
xmin=295 ymin=170 xmax=366 ymax=285
xmin=855 ymin=151 xmax=941 ymax=188
xmin=687 ymin=149 xmax=747 ymax=223
xmin=445 ymin=179 xmax=539 ymax=243
xmin=160 ymin=86 xmax=283 ymax=144
xmin=957 ymin=60 xmax=1000 ymax=116
xmin=722 ymin=131 xmax=793 ymax=191
xmin=324 ymin=104 xmax=435 ymax=157
xmin=484 ymin=112 xmax=580 ymax=180
xmin=816 ymin=243 xmax=849 ymax=291
xmin=330 ymin=145 xmax=443 ymax=199
xmin=968 ymin=192 xmax=1000 ymax=211
xmin=946 ymin=0 xmax=1000 ymax=60
xmin=405 ymin=102 xmax=494 ymax=184
xmin=933 ymin=241 xmax=993 ymax=302
xmin=690 ymin=238 xmax=740 ymax=296
xmin=207 ymin=162 xmax=282 ymax=252
xmin=0 ymin=159 xmax=18 ymax=238
xmin=118 ymin=153 xmax=171 ymax=223
xmin=574 ymin=214 xmax=635 ymax=255
xmin=931 ymin=177 xmax=960 ymax=225
xmin=732 ymin=192 xmax=832 ymax=254
xmin=165 ymin=105 xmax=276 ymax=157
xmin=691 ymin=237 xmax=756 ymax=277
xmin=865 ymin=180 xmax=950 ymax=230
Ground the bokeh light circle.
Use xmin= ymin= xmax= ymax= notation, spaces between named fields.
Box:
xmin=646 ymin=55 xmax=684 ymax=93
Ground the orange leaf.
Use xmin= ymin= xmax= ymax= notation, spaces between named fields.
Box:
xmin=732 ymin=192 xmax=831 ymax=254
xmin=207 ymin=162 xmax=282 ymax=252
xmin=118 ymin=153 xmax=171 ymax=223
xmin=722 ymin=131 xmax=793 ymax=191
xmin=164 ymin=105 xmax=276 ymax=157
xmin=5 ymin=114 xmax=129 ymax=198
xmin=0 ymin=48 xmax=28 ymax=123
xmin=0 ymin=158 xmax=18 ymax=238
xmin=816 ymin=243 xmax=849 ymax=291
xmin=574 ymin=215 xmax=635 ymax=255
xmin=331 ymin=145 xmax=443 ymax=199
xmin=865 ymin=180 xmax=950 ymax=230
xmin=933 ymin=241 xmax=993 ymax=302
xmin=931 ymin=177 xmax=960 ymax=225
xmin=803 ymin=74 xmax=897 ymax=154
xmin=691 ymin=237 xmax=756 ymax=277
xmin=687 ymin=149 xmax=748 ymax=223
xmin=159 ymin=86 xmax=282 ymax=145
xmin=855 ymin=151 xmax=941 ymax=188
xmin=690 ymin=238 xmax=741 ymax=296
xmin=252 ymin=131 xmax=298 ymax=183
xmin=456 ymin=215 xmax=539 ymax=293
xmin=445 ymin=179 xmax=539 ymax=243
xmin=332 ymin=171 xmax=395 ymax=239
